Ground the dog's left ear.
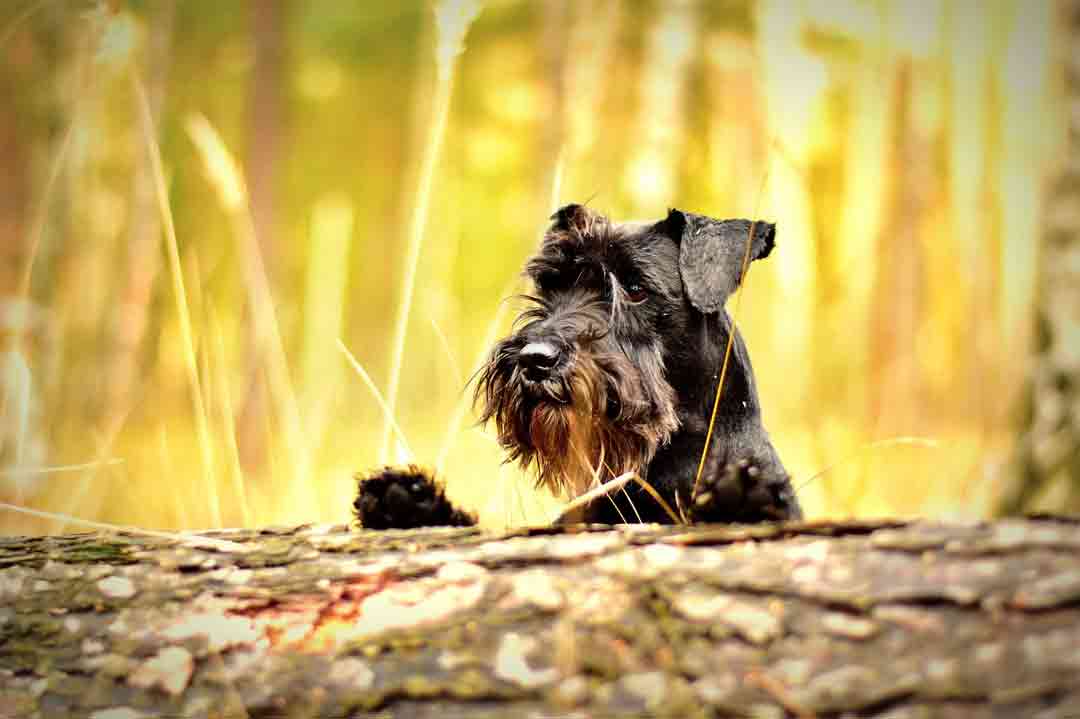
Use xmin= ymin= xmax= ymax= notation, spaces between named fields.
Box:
xmin=657 ymin=208 xmax=775 ymax=314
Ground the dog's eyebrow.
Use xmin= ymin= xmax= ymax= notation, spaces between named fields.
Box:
xmin=604 ymin=238 xmax=670 ymax=293
xmin=524 ymin=250 xmax=565 ymax=281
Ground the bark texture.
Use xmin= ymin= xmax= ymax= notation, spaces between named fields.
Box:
xmin=1001 ymin=0 xmax=1080 ymax=513
xmin=2 ymin=518 xmax=1080 ymax=718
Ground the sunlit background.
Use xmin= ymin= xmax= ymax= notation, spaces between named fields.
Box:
xmin=0 ymin=0 xmax=1062 ymax=534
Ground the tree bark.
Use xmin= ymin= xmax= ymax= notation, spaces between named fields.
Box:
xmin=1000 ymin=0 xmax=1080 ymax=514
xmin=2 ymin=517 xmax=1080 ymax=717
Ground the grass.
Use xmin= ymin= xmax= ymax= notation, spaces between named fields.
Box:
xmin=0 ymin=1 xmax=1046 ymax=536
xmin=380 ymin=0 xmax=484 ymax=465
xmin=136 ymin=74 xmax=220 ymax=527
xmin=0 ymin=500 xmax=246 ymax=552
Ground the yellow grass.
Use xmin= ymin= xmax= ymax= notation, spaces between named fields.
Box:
xmin=380 ymin=0 xmax=485 ymax=464
xmin=135 ymin=74 xmax=220 ymax=527
xmin=0 ymin=2 xmax=1058 ymax=536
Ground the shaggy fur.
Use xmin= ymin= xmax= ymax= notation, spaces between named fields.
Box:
xmin=353 ymin=465 xmax=476 ymax=529
xmin=355 ymin=204 xmax=802 ymax=527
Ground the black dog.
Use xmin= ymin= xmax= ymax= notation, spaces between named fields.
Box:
xmin=355 ymin=205 xmax=801 ymax=528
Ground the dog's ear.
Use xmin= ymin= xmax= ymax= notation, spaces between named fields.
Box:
xmin=550 ymin=203 xmax=584 ymax=228
xmin=659 ymin=209 xmax=775 ymax=314
xmin=548 ymin=203 xmax=598 ymax=235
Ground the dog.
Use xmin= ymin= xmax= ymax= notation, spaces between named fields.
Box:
xmin=354 ymin=204 xmax=801 ymax=528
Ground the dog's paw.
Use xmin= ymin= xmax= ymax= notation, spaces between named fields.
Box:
xmin=353 ymin=465 xmax=477 ymax=529
xmin=689 ymin=458 xmax=801 ymax=524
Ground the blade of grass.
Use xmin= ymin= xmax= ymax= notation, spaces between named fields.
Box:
xmin=552 ymin=470 xmax=681 ymax=525
xmin=430 ymin=318 xmax=463 ymax=387
xmin=434 ymin=275 xmax=520 ymax=474
xmin=380 ymin=0 xmax=484 ymax=464
xmin=185 ymin=112 xmax=314 ymax=519
xmin=193 ymin=256 xmax=223 ymax=528
xmin=0 ymin=502 xmax=246 ymax=552
xmin=208 ymin=303 xmax=251 ymax=527
xmin=18 ymin=82 xmax=83 ymax=303
xmin=598 ymin=458 xmax=644 ymax=524
xmin=133 ymin=73 xmax=219 ymax=527
xmin=0 ymin=346 xmax=34 ymax=498
xmin=692 ymin=163 xmax=773 ymax=501
xmin=54 ymin=402 xmax=132 ymax=534
xmin=548 ymin=148 xmax=565 ymax=212
xmin=690 ymin=220 xmax=757 ymax=500
xmin=433 ymin=149 xmax=564 ymax=475
xmin=337 ymin=339 xmax=414 ymax=462
xmin=158 ymin=423 xmax=191 ymax=529
xmin=301 ymin=195 xmax=353 ymax=448
xmin=797 ymin=436 xmax=943 ymax=493
xmin=0 ymin=459 xmax=122 ymax=477
xmin=582 ymin=441 xmax=628 ymax=523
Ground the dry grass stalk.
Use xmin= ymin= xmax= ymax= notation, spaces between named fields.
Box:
xmin=134 ymin=74 xmax=220 ymax=527
xmin=380 ymin=0 xmax=484 ymax=464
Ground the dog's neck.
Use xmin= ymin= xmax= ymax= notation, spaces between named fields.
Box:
xmin=663 ymin=309 xmax=760 ymax=431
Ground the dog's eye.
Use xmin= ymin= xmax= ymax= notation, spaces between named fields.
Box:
xmin=625 ymin=282 xmax=648 ymax=303
xmin=535 ymin=272 xmax=561 ymax=292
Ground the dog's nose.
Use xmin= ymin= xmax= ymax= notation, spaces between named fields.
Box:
xmin=518 ymin=341 xmax=561 ymax=378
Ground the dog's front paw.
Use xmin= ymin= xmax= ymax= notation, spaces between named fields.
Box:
xmin=353 ymin=465 xmax=477 ymax=530
xmin=690 ymin=458 xmax=801 ymax=524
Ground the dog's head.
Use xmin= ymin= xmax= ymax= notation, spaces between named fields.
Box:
xmin=474 ymin=204 xmax=776 ymax=498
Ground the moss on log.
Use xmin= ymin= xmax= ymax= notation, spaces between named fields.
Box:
xmin=2 ymin=517 xmax=1080 ymax=717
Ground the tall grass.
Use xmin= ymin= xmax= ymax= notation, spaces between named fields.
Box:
xmin=0 ymin=2 xmax=1059 ymax=535
xmin=135 ymin=74 xmax=220 ymax=527
xmin=380 ymin=0 xmax=484 ymax=465
xmin=185 ymin=112 xmax=314 ymax=522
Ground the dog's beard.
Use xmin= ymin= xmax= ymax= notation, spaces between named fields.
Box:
xmin=525 ymin=361 xmax=637 ymax=499
xmin=476 ymin=347 xmax=679 ymax=501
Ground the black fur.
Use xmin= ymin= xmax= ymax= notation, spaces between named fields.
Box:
xmin=353 ymin=465 xmax=476 ymax=529
xmin=354 ymin=205 xmax=801 ymax=527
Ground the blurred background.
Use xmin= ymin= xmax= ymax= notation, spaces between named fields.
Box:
xmin=0 ymin=0 xmax=1071 ymax=534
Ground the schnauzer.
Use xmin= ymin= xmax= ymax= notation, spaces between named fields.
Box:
xmin=354 ymin=204 xmax=801 ymax=528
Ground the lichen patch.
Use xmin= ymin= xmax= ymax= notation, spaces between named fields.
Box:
xmin=96 ymin=575 xmax=136 ymax=599
xmin=494 ymin=632 xmax=559 ymax=689
xmin=128 ymin=646 xmax=194 ymax=696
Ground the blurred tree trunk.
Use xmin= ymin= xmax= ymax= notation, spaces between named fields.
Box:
xmin=237 ymin=0 xmax=287 ymax=475
xmin=0 ymin=15 xmax=58 ymax=508
xmin=0 ymin=25 xmax=36 ymax=505
xmin=538 ymin=0 xmax=568 ymax=203
xmin=106 ymin=0 xmax=176 ymax=428
xmin=0 ymin=110 xmax=27 ymax=302
xmin=1000 ymin=0 xmax=1080 ymax=514
xmin=868 ymin=61 xmax=927 ymax=434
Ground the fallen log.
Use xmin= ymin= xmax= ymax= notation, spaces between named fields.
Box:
xmin=2 ymin=517 xmax=1080 ymax=718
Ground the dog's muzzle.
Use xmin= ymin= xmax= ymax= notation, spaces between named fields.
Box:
xmin=517 ymin=341 xmax=564 ymax=382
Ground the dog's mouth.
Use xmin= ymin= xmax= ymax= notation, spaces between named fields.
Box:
xmin=512 ymin=371 xmax=587 ymax=455
xmin=519 ymin=370 xmax=570 ymax=405
xmin=519 ymin=395 xmax=565 ymax=450
xmin=526 ymin=402 xmax=557 ymax=450
xmin=475 ymin=338 xmax=680 ymax=501
xmin=515 ymin=364 xmax=624 ymax=448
